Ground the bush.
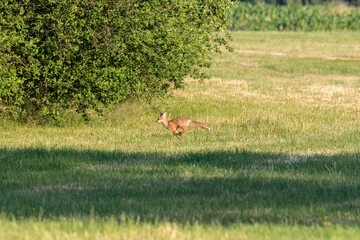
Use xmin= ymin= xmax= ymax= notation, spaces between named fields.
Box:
xmin=0 ymin=0 xmax=232 ymax=121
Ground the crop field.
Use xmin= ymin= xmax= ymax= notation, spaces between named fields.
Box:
xmin=229 ymin=3 xmax=360 ymax=31
xmin=1 ymin=31 xmax=360 ymax=239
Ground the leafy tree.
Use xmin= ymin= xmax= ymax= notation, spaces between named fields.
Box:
xmin=0 ymin=0 xmax=232 ymax=121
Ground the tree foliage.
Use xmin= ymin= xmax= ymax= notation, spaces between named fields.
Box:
xmin=0 ymin=0 xmax=232 ymax=121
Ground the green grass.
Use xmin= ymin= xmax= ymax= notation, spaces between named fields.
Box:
xmin=1 ymin=31 xmax=360 ymax=239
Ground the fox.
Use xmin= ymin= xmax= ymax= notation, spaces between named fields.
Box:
xmin=155 ymin=112 xmax=210 ymax=136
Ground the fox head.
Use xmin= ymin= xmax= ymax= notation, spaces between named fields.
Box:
xmin=155 ymin=112 xmax=167 ymax=123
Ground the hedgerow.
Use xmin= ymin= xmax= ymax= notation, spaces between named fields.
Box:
xmin=0 ymin=0 xmax=231 ymax=121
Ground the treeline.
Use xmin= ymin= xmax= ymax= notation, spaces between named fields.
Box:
xmin=233 ymin=0 xmax=360 ymax=6
xmin=229 ymin=2 xmax=360 ymax=31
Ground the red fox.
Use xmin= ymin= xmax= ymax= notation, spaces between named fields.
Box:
xmin=155 ymin=112 xmax=210 ymax=136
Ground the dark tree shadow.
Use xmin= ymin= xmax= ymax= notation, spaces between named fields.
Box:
xmin=0 ymin=147 xmax=359 ymax=225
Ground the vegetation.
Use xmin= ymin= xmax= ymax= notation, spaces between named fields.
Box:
xmin=1 ymin=31 xmax=360 ymax=239
xmin=233 ymin=0 xmax=360 ymax=7
xmin=229 ymin=2 xmax=360 ymax=31
xmin=0 ymin=0 xmax=231 ymax=121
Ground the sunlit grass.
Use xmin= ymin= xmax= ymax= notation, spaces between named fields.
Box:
xmin=1 ymin=216 xmax=359 ymax=240
xmin=1 ymin=31 xmax=360 ymax=239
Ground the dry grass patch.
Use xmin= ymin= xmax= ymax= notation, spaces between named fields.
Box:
xmin=235 ymin=49 xmax=360 ymax=61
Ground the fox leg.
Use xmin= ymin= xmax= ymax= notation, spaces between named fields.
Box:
xmin=172 ymin=128 xmax=181 ymax=139
xmin=168 ymin=126 xmax=178 ymax=136
xmin=178 ymin=127 xmax=189 ymax=136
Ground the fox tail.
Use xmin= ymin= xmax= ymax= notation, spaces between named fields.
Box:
xmin=191 ymin=120 xmax=210 ymax=130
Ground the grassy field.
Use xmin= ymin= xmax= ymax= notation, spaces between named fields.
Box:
xmin=1 ymin=31 xmax=360 ymax=239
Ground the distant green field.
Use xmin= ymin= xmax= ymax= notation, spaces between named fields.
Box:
xmin=229 ymin=3 xmax=360 ymax=31
xmin=1 ymin=31 xmax=360 ymax=239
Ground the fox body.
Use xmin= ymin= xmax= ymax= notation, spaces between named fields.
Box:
xmin=155 ymin=112 xmax=210 ymax=136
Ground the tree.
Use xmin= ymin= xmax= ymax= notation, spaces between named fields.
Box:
xmin=0 ymin=0 xmax=232 ymax=121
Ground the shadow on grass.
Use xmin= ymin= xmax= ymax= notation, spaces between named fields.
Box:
xmin=0 ymin=147 xmax=359 ymax=225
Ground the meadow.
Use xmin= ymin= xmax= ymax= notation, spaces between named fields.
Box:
xmin=1 ymin=31 xmax=360 ymax=239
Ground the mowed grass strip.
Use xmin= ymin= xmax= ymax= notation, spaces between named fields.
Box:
xmin=1 ymin=31 xmax=360 ymax=238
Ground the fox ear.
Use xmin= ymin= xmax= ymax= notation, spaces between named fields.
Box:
xmin=160 ymin=112 xmax=163 ymax=116
xmin=163 ymin=112 xmax=167 ymax=117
